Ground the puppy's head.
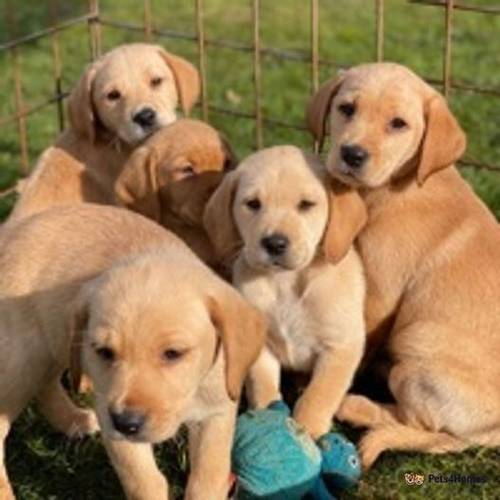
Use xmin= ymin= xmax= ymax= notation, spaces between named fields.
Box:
xmin=204 ymin=145 xmax=365 ymax=269
xmin=70 ymin=251 xmax=265 ymax=443
xmin=307 ymin=62 xmax=466 ymax=188
xmin=67 ymin=43 xmax=200 ymax=145
xmin=114 ymin=119 xmax=236 ymax=228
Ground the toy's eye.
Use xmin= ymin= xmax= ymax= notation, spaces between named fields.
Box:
xmin=151 ymin=77 xmax=163 ymax=88
xmin=245 ymin=198 xmax=261 ymax=212
xmin=106 ymin=90 xmax=121 ymax=101
xmin=349 ymin=455 xmax=359 ymax=468
xmin=96 ymin=346 xmax=115 ymax=362
xmin=338 ymin=102 xmax=355 ymax=118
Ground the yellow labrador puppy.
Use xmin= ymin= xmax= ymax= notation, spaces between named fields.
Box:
xmin=115 ymin=119 xmax=236 ymax=266
xmin=0 ymin=205 xmax=265 ymax=500
xmin=204 ymin=145 xmax=366 ymax=439
xmin=10 ymin=43 xmax=199 ymax=220
xmin=307 ymin=62 xmax=500 ymax=467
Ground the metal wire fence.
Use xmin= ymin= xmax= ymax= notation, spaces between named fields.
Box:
xmin=1 ymin=0 xmax=499 ymax=201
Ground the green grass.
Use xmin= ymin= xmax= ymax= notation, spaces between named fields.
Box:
xmin=0 ymin=1 xmax=499 ymax=498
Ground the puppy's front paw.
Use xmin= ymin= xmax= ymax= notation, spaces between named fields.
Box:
xmin=65 ymin=408 xmax=100 ymax=438
xmin=293 ymin=403 xmax=331 ymax=440
xmin=358 ymin=430 xmax=385 ymax=470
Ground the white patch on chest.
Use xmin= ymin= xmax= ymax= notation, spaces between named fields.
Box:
xmin=265 ymin=275 xmax=318 ymax=372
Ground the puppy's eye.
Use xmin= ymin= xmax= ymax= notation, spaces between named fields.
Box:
xmin=245 ymin=198 xmax=261 ymax=212
xmin=338 ymin=102 xmax=356 ymax=118
xmin=106 ymin=90 xmax=121 ymax=101
xmin=163 ymin=349 xmax=184 ymax=362
xmin=389 ymin=117 xmax=408 ymax=130
xmin=298 ymin=199 xmax=316 ymax=212
xmin=96 ymin=346 xmax=115 ymax=362
xmin=181 ymin=164 xmax=195 ymax=176
xmin=151 ymin=77 xmax=163 ymax=88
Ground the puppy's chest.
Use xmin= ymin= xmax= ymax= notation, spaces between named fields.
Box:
xmin=251 ymin=275 xmax=318 ymax=371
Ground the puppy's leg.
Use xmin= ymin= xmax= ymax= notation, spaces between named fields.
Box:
xmin=245 ymin=347 xmax=281 ymax=408
xmin=359 ymin=423 xmax=468 ymax=469
xmin=186 ymin=404 xmax=237 ymax=500
xmin=293 ymin=345 xmax=362 ymax=439
xmin=37 ymin=376 xmax=99 ymax=437
xmin=103 ymin=438 xmax=168 ymax=500
xmin=0 ymin=416 xmax=14 ymax=500
xmin=336 ymin=394 xmax=399 ymax=429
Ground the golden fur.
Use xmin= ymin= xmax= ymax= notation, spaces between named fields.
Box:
xmin=0 ymin=205 xmax=265 ymax=499
xmin=115 ymin=118 xmax=236 ymax=265
xmin=204 ymin=145 xmax=366 ymax=438
xmin=307 ymin=62 xmax=500 ymax=467
xmin=10 ymin=44 xmax=200 ymax=220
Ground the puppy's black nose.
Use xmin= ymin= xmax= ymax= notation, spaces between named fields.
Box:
xmin=261 ymin=233 xmax=289 ymax=257
xmin=110 ymin=409 xmax=146 ymax=436
xmin=133 ymin=107 xmax=156 ymax=128
xmin=340 ymin=144 xmax=368 ymax=169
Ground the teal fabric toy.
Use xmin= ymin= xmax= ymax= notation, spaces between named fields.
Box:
xmin=231 ymin=401 xmax=361 ymax=499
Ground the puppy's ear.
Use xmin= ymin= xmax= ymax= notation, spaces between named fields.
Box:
xmin=157 ymin=47 xmax=200 ymax=115
xmin=306 ymin=73 xmax=345 ymax=150
xmin=208 ymin=290 xmax=267 ymax=401
xmin=115 ymin=146 xmax=161 ymax=221
xmin=219 ymin=134 xmax=238 ymax=171
xmin=417 ymin=95 xmax=466 ymax=185
xmin=203 ymin=170 xmax=241 ymax=263
xmin=67 ymin=60 xmax=101 ymax=142
xmin=69 ymin=298 xmax=90 ymax=393
xmin=323 ymin=180 xmax=367 ymax=264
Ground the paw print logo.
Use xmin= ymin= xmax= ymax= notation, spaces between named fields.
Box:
xmin=404 ymin=472 xmax=425 ymax=485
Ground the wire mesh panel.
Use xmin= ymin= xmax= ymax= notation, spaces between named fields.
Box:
xmin=0 ymin=0 xmax=499 ymax=199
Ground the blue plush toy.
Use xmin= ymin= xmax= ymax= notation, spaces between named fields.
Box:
xmin=231 ymin=401 xmax=360 ymax=499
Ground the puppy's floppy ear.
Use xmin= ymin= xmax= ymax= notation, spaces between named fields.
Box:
xmin=203 ymin=170 xmax=241 ymax=262
xmin=115 ymin=146 xmax=161 ymax=221
xmin=67 ymin=60 xmax=101 ymax=142
xmin=323 ymin=179 xmax=367 ymax=264
xmin=69 ymin=297 xmax=90 ymax=393
xmin=207 ymin=289 xmax=267 ymax=401
xmin=157 ymin=47 xmax=200 ymax=115
xmin=219 ymin=134 xmax=238 ymax=171
xmin=417 ymin=94 xmax=466 ymax=185
xmin=306 ymin=73 xmax=345 ymax=150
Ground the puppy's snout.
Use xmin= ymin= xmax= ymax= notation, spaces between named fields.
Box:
xmin=261 ymin=233 xmax=289 ymax=257
xmin=133 ymin=107 xmax=157 ymax=129
xmin=110 ymin=409 xmax=146 ymax=436
xmin=340 ymin=144 xmax=368 ymax=169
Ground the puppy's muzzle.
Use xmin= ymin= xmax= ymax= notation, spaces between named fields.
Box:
xmin=109 ymin=408 xmax=146 ymax=436
xmin=340 ymin=144 xmax=368 ymax=170
xmin=261 ymin=233 xmax=289 ymax=257
xmin=133 ymin=107 xmax=157 ymax=129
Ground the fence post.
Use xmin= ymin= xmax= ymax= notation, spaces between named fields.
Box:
xmin=195 ymin=0 xmax=209 ymax=121
xmin=252 ymin=0 xmax=263 ymax=149
xmin=310 ymin=0 xmax=319 ymax=152
xmin=88 ymin=0 xmax=101 ymax=60
xmin=375 ymin=0 xmax=384 ymax=62
xmin=143 ymin=0 xmax=153 ymax=41
xmin=5 ymin=0 xmax=29 ymax=175
xmin=49 ymin=0 xmax=65 ymax=132
xmin=443 ymin=0 xmax=454 ymax=99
